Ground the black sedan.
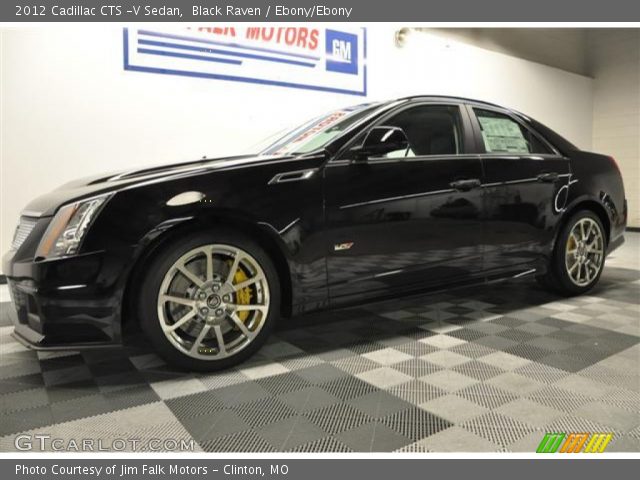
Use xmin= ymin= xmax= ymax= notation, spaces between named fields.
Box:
xmin=3 ymin=96 xmax=627 ymax=370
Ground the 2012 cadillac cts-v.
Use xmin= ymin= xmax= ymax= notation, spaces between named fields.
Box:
xmin=4 ymin=96 xmax=627 ymax=370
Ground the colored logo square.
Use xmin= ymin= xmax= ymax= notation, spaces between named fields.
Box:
xmin=326 ymin=29 xmax=358 ymax=75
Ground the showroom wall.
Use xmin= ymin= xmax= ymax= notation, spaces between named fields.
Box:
xmin=0 ymin=26 xmax=595 ymax=260
xmin=589 ymin=29 xmax=640 ymax=228
xmin=426 ymin=28 xmax=592 ymax=76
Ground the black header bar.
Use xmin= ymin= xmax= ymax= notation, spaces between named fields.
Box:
xmin=3 ymin=0 xmax=640 ymax=22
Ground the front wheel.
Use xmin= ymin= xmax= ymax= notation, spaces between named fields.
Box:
xmin=538 ymin=210 xmax=607 ymax=295
xmin=138 ymin=230 xmax=280 ymax=371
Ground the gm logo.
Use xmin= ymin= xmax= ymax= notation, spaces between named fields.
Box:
xmin=326 ymin=29 xmax=358 ymax=75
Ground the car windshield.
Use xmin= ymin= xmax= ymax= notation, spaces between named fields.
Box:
xmin=258 ymin=103 xmax=382 ymax=156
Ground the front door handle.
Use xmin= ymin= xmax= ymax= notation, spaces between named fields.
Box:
xmin=450 ymin=178 xmax=481 ymax=191
xmin=537 ymin=172 xmax=559 ymax=183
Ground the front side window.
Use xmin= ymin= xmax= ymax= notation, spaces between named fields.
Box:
xmin=474 ymin=109 xmax=552 ymax=154
xmin=368 ymin=105 xmax=463 ymax=158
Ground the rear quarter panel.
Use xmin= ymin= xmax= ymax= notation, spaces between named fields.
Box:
xmin=565 ymin=150 xmax=627 ymax=244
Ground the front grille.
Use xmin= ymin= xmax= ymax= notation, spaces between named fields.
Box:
xmin=11 ymin=216 xmax=38 ymax=251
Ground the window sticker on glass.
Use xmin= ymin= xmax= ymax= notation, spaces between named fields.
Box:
xmin=478 ymin=115 xmax=529 ymax=153
xmin=275 ymin=111 xmax=349 ymax=154
xmin=261 ymin=103 xmax=379 ymax=156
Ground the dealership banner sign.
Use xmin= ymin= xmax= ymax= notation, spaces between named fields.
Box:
xmin=123 ymin=26 xmax=367 ymax=96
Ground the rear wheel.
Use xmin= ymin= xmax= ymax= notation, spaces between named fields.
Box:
xmin=138 ymin=230 xmax=280 ymax=371
xmin=538 ymin=210 xmax=606 ymax=295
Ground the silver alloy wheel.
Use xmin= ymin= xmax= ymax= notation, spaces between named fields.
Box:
xmin=564 ymin=218 xmax=605 ymax=287
xmin=157 ymin=244 xmax=270 ymax=360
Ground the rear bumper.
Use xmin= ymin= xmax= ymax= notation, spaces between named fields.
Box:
xmin=3 ymin=248 xmax=130 ymax=350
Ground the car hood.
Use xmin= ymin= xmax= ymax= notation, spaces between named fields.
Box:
xmin=21 ymin=154 xmax=292 ymax=217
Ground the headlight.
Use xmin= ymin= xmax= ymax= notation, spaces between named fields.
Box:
xmin=35 ymin=194 xmax=111 ymax=259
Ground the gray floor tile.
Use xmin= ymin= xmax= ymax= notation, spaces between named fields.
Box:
xmin=181 ymin=409 xmax=250 ymax=442
xmin=495 ymin=398 xmax=564 ymax=427
xmin=294 ymin=364 xmax=350 ymax=384
xmin=406 ymin=426 xmax=498 ymax=452
xmin=347 ymin=390 xmax=413 ymax=419
xmin=258 ymin=416 xmax=327 ymax=450
xmin=277 ymin=386 xmax=341 ymax=413
xmin=289 ymin=435 xmax=354 ymax=452
xmin=419 ymin=394 xmax=489 ymax=424
xmin=572 ymin=401 xmax=640 ymax=433
xmin=337 ymin=421 xmax=412 ymax=452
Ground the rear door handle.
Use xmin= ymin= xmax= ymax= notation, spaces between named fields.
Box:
xmin=449 ymin=179 xmax=481 ymax=191
xmin=537 ymin=172 xmax=559 ymax=183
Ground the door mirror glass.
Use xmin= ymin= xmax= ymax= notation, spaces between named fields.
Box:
xmin=353 ymin=126 xmax=410 ymax=160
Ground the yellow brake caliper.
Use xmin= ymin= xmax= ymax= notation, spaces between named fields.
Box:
xmin=567 ymin=235 xmax=576 ymax=255
xmin=233 ymin=266 xmax=253 ymax=323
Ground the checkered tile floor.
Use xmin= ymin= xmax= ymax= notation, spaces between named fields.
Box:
xmin=1 ymin=235 xmax=639 ymax=452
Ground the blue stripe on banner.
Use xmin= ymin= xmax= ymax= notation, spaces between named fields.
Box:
xmin=125 ymin=64 xmax=367 ymax=97
xmin=138 ymin=39 xmax=316 ymax=68
xmin=137 ymin=48 xmax=242 ymax=65
xmin=137 ymin=29 xmax=322 ymax=61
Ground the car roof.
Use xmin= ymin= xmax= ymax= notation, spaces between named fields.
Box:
xmin=394 ymin=95 xmax=530 ymax=120
xmin=398 ymin=95 xmax=506 ymax=109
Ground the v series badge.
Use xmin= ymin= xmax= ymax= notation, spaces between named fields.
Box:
xmin=334 ymin=242 xmax=355 ymax=251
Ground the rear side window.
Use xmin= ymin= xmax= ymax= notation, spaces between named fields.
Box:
xmin=474 ymin=109 xmax=552 ymax=155
xmin=373 ymin=105 xmax=463 ymax=157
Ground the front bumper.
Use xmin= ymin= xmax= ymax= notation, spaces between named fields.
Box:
xmin=3 ymin=247 xmax=130 ymax=349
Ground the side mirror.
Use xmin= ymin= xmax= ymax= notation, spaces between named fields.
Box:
xmin=352 ymin=126 xmax=410 ymax=161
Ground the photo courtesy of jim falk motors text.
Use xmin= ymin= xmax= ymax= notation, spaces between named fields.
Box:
xmin=15 ymin=462 xmax=270 ymax=476
xmin=0 ymin=0 xmax=639 ymax=477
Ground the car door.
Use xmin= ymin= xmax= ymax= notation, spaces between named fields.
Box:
xmin=467 ymin=106 xmax=571 ymax=272
xmin=324 ymin=102 xmax=485 ymax=302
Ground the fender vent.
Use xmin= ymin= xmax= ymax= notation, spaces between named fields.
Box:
xmin=268 ymin=169 xmax=318 ymax=185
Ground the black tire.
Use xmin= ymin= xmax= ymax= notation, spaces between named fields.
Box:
xmin=138 ymin=229 xmax=280 ymax=371
xmin=538 ymin=210 xmax=607 ymax=296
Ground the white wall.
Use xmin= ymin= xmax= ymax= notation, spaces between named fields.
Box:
xmin=426 ymin=28 xmax=591 ymax=76
xmin=589 ymin=29 xmax=640 ymax=228
xmin=369 ymin=29 xmax=593 ymax=148
xmin=1 ymin=25 xmax=594 ymax=261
